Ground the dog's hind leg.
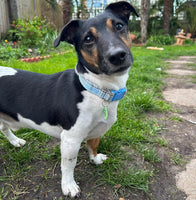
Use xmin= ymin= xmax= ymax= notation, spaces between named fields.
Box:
xmin=86 ymin=137 xmax=107 ymax=165
xmin=0 ymin=122 xmax=26 ymax=147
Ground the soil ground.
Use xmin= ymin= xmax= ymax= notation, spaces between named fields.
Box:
xmin=0 ymin=56 xmax=196 ymax=200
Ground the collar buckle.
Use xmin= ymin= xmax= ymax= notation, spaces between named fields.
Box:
xmin=109 ymin=88 xmax=127 ymax=102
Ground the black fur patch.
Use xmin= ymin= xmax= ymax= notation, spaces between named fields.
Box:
xmin=0 ymin=69 xmax=84 ymax=130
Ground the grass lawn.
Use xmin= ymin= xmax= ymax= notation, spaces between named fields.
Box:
xmin=0 ymin=44 xmax=196 ymax=199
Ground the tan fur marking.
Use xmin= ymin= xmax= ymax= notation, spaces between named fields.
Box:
xmin=90 ymin=27 xmax=98 ymax=38
xmin=81 ymin=48 xmax=99 ymax=68
xmin=128 ymin=32 xmax=132 ymax=49
xmin=106 ymin=19 xmax=113 ymax=30
xmin=87 ymin=138 xmax=101 ymax=157
xmin=121 ymin=34 xmax=132 ymax=49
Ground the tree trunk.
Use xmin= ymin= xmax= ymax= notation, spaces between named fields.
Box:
xmin=61 ymin=0 xmax=72 ymax=25
xmin=140 ymin=0 xmax=150 ymax=43
xmin=163 ymin=0 xmax=174 ymax=34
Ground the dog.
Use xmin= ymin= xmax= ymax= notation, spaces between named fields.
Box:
xmin=0 ymin=1 xmax=138 ymax=197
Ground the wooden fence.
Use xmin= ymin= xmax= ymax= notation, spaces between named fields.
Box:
xmin=0 ymin=0 xmax=63 ymax=38
xmin=0 ymin=0 xmax=107 ymax=38
xmin=0 ymin=0 xmax=9 ymax=38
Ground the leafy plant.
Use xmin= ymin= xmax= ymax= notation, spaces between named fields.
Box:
xmin=0 ymin=42 xmax=29 ymax=60
xmin=9 ymin=17 xmax=54 ymax=48
xmin=146 ymin=35 xmax=175 ymax=46
xmin=0 ymin=17 xmax=61 ymax=60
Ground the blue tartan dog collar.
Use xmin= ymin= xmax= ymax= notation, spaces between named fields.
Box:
xmin=79 ymin=75 xmax=127 ymax=102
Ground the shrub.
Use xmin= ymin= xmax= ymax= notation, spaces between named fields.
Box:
xmin=0 ymin=42 xmax=29 ymax=60
xmin=9 ymin=17 xmax=54 ymax=48
xmin=0 ymin=17 xmax=59 ymax=60
xmin=184 ymin=38 xmax=195 ymax=45
xmin=146 ymin=35 xmax=175 ymax=46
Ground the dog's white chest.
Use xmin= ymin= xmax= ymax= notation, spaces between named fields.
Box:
xmin=76 ymin=91 xmax=118 ymax=140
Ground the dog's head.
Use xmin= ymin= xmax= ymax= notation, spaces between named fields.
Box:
xmin=54 ymin=1 xmax=138 ymax=75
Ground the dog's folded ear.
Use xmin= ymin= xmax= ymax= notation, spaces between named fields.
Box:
xmin=54 ymin=20 xmax=81 ymax=47
xmin=105 ymin=1 xmax=139 ymax=21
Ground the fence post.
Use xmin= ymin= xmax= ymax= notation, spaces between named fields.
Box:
xmin=34 ymin=0 xmax=37 ymax=16
xmin=0 ymin=0 xmax=10 ymax=38
xmin=5 ymin=0 xmax=10 ymax=30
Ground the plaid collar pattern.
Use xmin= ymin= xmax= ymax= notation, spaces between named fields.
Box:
xmin=79 ymin=75 xmax=127 ymax=102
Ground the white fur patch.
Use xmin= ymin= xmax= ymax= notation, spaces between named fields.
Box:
xmin=92 ymin=153 xmax=107 ymax=165
xmin=80 ymin=68 xmax=130 ymax=90
xmin=16 ymin=114 xmax=62 ymax=138
xmin=86 ymin=143 xmax=107 ymax=164
xmin=75 ymin=90 xmax=118 ymax=140
xmin=0 ymin=66 xmax=17 ymax=77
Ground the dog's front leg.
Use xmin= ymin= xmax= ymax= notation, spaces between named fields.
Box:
xmin=60 ymin=131 xmax=82 ymax=197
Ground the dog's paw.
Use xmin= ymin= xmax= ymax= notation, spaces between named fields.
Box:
xmin=62 ymin=181 xmax=81 ymax=198
xmin=10 ymin=137 xmax=26 ymax=147
xmin=91 ymin=153 xmax=107 ymax=165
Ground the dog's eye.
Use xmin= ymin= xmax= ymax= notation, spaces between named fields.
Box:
xmin=115 ymin=23 xmax=124 ymax=31
xmin=84 ymin=35 xmax=95 ymax=44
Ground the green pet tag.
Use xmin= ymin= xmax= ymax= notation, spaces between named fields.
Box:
xmin=103 ymin=106 xmax=108 ymax=120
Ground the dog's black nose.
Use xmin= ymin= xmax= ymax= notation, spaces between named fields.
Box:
xmin=108 ymin=48 xmax=127 ymax=65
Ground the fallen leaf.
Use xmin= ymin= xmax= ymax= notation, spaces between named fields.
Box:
xmin=115 ymin=184 xmax=121 ymax=189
